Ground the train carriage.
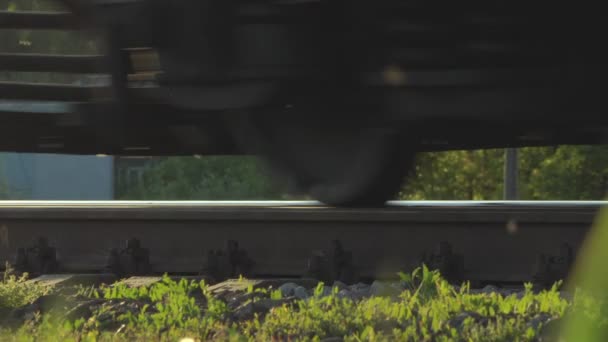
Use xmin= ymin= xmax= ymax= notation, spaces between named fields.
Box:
xmin=1 ymin=0 xmax=607 ymax=205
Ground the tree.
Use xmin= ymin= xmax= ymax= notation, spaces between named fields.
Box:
xmin=400 ymin=145 xmax=608 ymax=200
xmin=399 ymin=149 xmax=504 ymax=200
xmin=117 ymin=156 xmax=295 ymax=200
xmin=114 ymin=145 xmax=608 ymax=201
xmin=523 ymin=146 xmax=608 ymax=200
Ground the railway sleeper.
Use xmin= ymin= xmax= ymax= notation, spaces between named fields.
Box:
xmin=201 ymin=240 xmax=255 ymax=283
xmin=305 ymin=239 xmax=357 ymax=284
xmin=13 ymin=236 xmax=59 ymax=275
xmin=420 ymin=241 xmax=465 ymax=284
xmin=4 ymin=237 xmax=579 ymax=289
xmin=105 ymin=238 xmax=151 ymax=277
xmin=533 ymin=243 xmax=574 ymax=288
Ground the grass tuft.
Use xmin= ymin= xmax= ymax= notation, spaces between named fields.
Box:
xmin=0 ymin=263 xmax=49 ymax=309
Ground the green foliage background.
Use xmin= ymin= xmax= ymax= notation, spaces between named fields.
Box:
xmin=116 ymin=156 xmax=292 ymax=200
xmin=401 ymin=146 xmax=608 ymax=200
xmin=114 ymin=145 xmax=608 ymax=201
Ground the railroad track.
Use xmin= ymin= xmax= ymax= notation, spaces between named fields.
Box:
xmin=0 ymin=201 xmax=603 ymax=286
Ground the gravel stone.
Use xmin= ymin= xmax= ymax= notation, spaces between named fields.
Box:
xmin=526 ymin=313 xmax=554 ymax=331
xmin=390 ymin=282 xmax=404 ymax=291
xmin=351 ymin=289 xmax=370 ymax=300
xmin=370 ymin=281 xmax=401 ymax=297
xmin=227 ymin=292 xmax=263 ymax=310
xmin=497 ymin=288 xmax=518 ymax=297
xmin=63 ymin=299 xmax=105 ymax=321
xmin=232 ymin=298 xmax=295 ymax=321
xmin=447 ymin=311 xmax=485 ymax=329
xmin=232 ymin=302 xmax=261 ymax=321
xmin=32 ymin=294 xmax=68 ymax=312
xmin=96 ymin=311 xmax=113 ymax=323
xmin=308 ymin=285 xmax=334 ymax=297
xmin=337 ymin=289 xmax=352 ymax=299
xmin=370 ymin=281 xmax=386 ymax=296
xmin=332 ymin=281 xmax=348 ymax=291
xmin=208 ymin=278 xmax=318 ymax=301
xmin=539 ymin=317 xmax=562 ymax=340
xmin=349 ymin=282 xmax=371 ymax=299
xmin=349 ymin=282 xmax=370 ymax=292
xmin=294 ymin=286 xmax=309 ymax=300
xmin=279 ymin=282 xmax=299 ymax=297
xmin=481 ymin=285 xmax=499 ymax=294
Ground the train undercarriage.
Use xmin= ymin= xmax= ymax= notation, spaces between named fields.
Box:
xmin=1 ymin=0 xmax=607 ymax=205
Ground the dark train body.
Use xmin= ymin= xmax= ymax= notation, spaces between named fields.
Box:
xmin=1 ymin=1 xmax=607 ymax=205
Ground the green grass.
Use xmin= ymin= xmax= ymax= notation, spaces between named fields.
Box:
xmin=0 ymin=266 xmax=605 ymax=341
xmin=0 ymin=264 xmax=49 ymax=309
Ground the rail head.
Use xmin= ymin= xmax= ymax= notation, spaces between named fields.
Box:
xmin=0 ymin=201 xmax=603 ymax=223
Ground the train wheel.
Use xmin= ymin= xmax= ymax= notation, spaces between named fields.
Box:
xmin=308 ymin=136 xmax=413 ymax=207
xmin=228 ymin=104 xmax=413 ymax=207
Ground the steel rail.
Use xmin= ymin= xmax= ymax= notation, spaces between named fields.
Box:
xmin=0 ymin=201 xmax=604 ymax=283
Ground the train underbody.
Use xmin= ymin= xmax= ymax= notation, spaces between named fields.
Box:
xmin=1 ymin=1 xmax=607 ymax=205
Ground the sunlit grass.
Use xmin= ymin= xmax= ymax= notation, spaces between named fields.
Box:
xmin=2 ymin=266 xmax=599 ymax=341
xmin=0 ymin=264 xmax=49 ymax=309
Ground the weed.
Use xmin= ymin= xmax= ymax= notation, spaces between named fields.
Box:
xmin=0 ymin=263 xmax=49 ymax=309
